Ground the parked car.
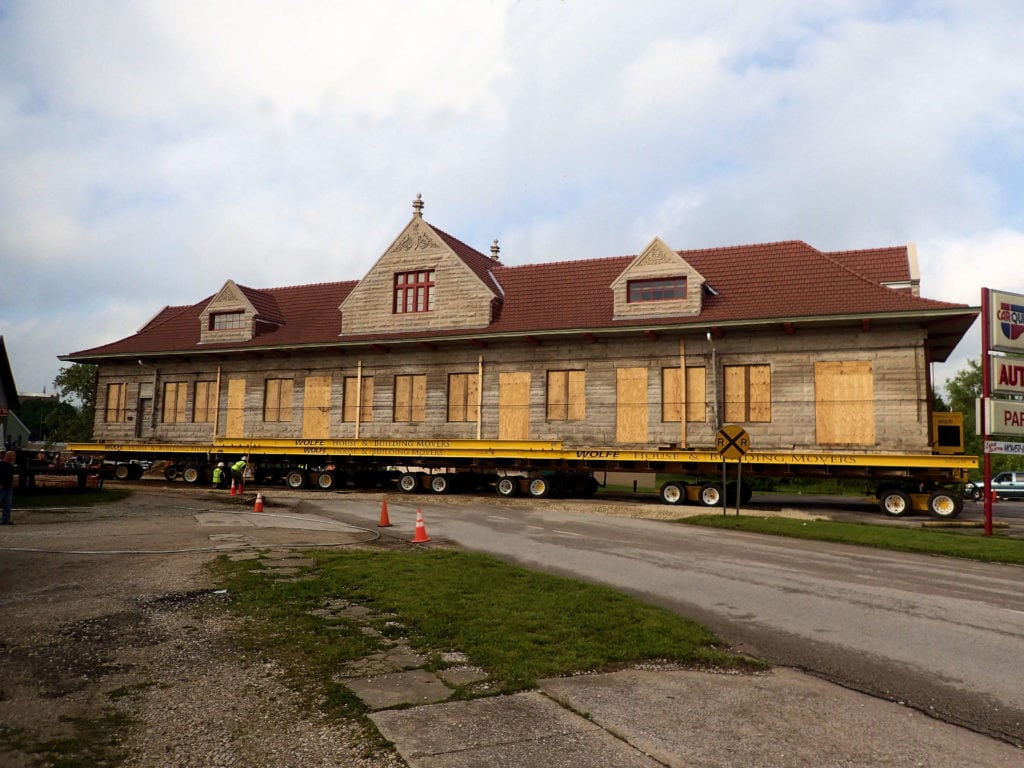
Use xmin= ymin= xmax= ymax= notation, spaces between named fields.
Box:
xmin=992 ymin=472 xmax=1024 ymax=500
xmin=964 ymin=481 xmax=983 ymax=501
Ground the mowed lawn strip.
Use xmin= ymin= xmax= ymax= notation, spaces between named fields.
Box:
xmin=212 ymin=548 xmax=758 ymax=713
xmin=678 ymin=515 xmax=1024 ymax=566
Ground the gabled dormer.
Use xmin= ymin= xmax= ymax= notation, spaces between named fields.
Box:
xmin=610 ymin=237 xmax=706 ymax=320
xmin=339 ymin=196 xmax=502 ymax=336
xmin=198 ymin=279 xmax=283 ymax=344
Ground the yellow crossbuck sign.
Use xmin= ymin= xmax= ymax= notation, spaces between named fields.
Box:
xmin=715 ymin=425 xmax=750 ymax=460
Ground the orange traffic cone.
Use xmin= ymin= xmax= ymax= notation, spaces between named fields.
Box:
xmin=253 ymin=492 xmax=264 ymax=513
xmin=378 ymin=496 xmax=392 ymax=527
xmin=411 ymin=509 xmax=431 ymax=543
xmin=230 ymin=479 xmax=237 ymax=496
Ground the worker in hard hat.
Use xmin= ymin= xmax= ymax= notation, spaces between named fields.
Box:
xmin=212 ymin=462 xmax=227 ymax=489
xmin=230 ymin=456 xmax=248 ymax=493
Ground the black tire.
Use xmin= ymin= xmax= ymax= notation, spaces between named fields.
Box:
xmin=182 ymin=466 xmax=201 ymax=484
xmin=527 ymin=477 xmax=551 ymax=498
xmin=879 ymin=489 xmax=911 ymax=517
xmin=928 ymin=490 xmax=962 ymax=518
xmin=965 ymin=483 xmax=982 ymax=502
xmin=164 ymin=465 xmax=180 ymax=481
xmin=430 ymin=474 xmax=454 ymax=494
xmin=698 ymin=483 xmax=722 ymax=507
xmin=128 ymin=463 xmax=145 ymax=480
xmin=114 ymin=463 xmax=131 ymax=481
xmin=286 ymin=470 xmax=306 ymax=489
xmin=660 ymin=481 xmax=686 ymax=505
xmin=398 ymin=472 xmax=421 ymax=493
xmin=496 ymin=476 xmax=519 ymax=497
xmin=316 ymin=471 xmax=335 ymax=490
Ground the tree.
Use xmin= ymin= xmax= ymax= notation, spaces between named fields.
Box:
xmin=52 ymin=363 xmax=98 ymax=442
xmin=943 ymin=358 xmax=1024 ymax=476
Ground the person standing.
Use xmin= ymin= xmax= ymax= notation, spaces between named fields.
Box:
xmin=0 ymin=450 xmax=16 ymax=525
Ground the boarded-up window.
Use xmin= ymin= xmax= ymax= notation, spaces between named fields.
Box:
xmin=105 ymin=383 xmax=127 ymax=423
xmin=343 ymin=376 xmax=374 ymax=422
xmin=724 ymin=365 xmax=771 ymax=423
xmin=161 ymin=382 xmax=187 ymax=423
xmin=662 ymin=367 xmax=707 ymax=422
xmin=394 ymin=374 xmax=426 ymax=422
xmin=302 ymin=375 xmax=332 ymax=438
xmin=616 ymin=367 xmax=648 ymax=443
xmin=264 ymin=378 xmax=294 ymax=422
xmin=448 ymin=373 xmax=480 ymax=422
xmin=226 ymin=378 xmax=245 ymax=438
xmin=815 ymin=361 xmax=874 ymax=445
xmin=498 ymin=372 xmax=531 ymax=440
xmin=193 ymin=381 xmax=217 ymax=423
xmin=546 ymin=370 xmax=585 ymax=421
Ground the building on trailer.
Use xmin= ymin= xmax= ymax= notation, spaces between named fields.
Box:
xmin=62 ymin=197 xmax=978 ymax=455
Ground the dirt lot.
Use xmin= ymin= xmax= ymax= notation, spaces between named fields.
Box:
xmin=0 ymin=488 xmax=410 ymax=768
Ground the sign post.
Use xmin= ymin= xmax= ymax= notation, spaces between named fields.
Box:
xmin=715 ymin=425 xmax=750 ymax=516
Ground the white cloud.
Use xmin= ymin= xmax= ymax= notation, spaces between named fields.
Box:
xmin=2 ymin=0 xmax=1024 ymax=397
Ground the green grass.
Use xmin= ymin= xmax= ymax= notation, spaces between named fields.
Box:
xmin=211 ymin=549 xmax=757 ymax=717
xmin=680 ymin=515 xmax=1024 ymax=565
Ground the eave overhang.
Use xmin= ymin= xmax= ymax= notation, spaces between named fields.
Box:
xmin=60 ymin=305 xmax=979 ymax=366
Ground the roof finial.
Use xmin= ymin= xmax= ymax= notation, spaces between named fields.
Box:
xmin=490 ymin=238 xmax=500 ymax=260
xmin=412 ymin=193 xmax=424 ymax=217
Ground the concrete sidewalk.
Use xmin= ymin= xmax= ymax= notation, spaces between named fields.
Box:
xmin=371 ymin=667 xmax=1022 ymax=767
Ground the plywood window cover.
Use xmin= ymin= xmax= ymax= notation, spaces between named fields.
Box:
xmin=394 ymin=374 xmax=427 ymax=422
xmin=264 ymin=378 xmax=294 ymax=423
xmin=814 ymin=361 xmax=874 ymax=445
xmin=723 ymin=364 xmax=771 ymax=423
xmin=448 ymin=372 xmax=480 ymax=422
xmin=194 ymin=381 xmax=217 ymax=423
xmin=343 ymin=376 xmax=374 ymax=423
xmin=162 ymin=381 xmax=187 ymax=423
xmin=105 ymin=382 xmax=127 ymax=423
xmin=662 ymin=367 xmax=707 ymax=423
xmin=546 ymin=370 xmax=585 ymax=421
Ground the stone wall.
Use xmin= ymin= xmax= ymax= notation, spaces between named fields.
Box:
xmin=91 ymin=324 xmax=932 ymax=452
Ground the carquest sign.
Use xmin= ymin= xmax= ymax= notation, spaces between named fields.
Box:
xmin=990 ymin=289 xmax=1024 ymax=353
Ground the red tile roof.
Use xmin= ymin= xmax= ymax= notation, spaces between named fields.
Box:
xmin=65 ymin=234 xmax=974 ymax=361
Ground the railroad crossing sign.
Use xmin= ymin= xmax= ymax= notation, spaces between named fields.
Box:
xmin=715 ymin=424 xmax=750 ymax=460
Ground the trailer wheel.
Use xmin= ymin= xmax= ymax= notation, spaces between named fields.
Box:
xmin=430 ymin=474 xmax=454 ymax=494
xmin=496 ymin=477 xmax=519 ymax=497
xmin=164 ymin=465 xmax=180 ymax=481
xmin=316 ymin=471 xmax=335 ymax=490
xmin=928 ymin=490 xmax=962 ymax=518
xmin=286 ymin=470 xmax=306 ymax=489
xmin=114 ymin=463 xmax=131 ymax=481
xmin=182 ymin=466 xmax=201 ymax=484
xmin=398 ymin=472 xmax=421 ymax=493
xmin=879 ymin=489 xmax=911 ymax=517
xmin=698 ymin=483 xmax=723 ymax=507
xmin=527 ymin=477 xmax=552 ymax=498
xmin=660 ymin=481 xmax=686 ymax=505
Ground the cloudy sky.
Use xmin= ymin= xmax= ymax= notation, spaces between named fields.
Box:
xmin=2 ymin=0 xmax=1022 ymax=398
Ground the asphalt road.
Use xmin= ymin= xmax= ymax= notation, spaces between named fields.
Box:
xmin=320 ymin=492 xmax=1024 ymax=746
